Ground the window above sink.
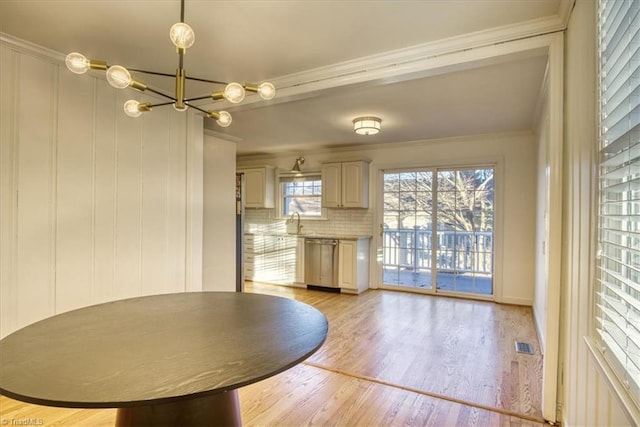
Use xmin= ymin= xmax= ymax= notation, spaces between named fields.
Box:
xmin=278 ymin=172 xmax=328 ymax=220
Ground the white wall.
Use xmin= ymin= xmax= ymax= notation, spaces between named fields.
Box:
xmin=238 ymin=130 xmax=537 ymax=305
xmin=0 ymin=37 xmax=204 ymax=338
xmin=533 ymin=82 xmax=550 ymax=352
xmin=203 ymin=134 xmax=236 ymax=291
xmin=561 ymin=1 xmax=635 ymax=425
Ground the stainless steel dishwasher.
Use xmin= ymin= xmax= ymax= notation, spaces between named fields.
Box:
xmin=304 ymin=238 xmax=339 ymax=289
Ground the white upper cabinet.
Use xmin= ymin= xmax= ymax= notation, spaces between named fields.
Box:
xmin=321 ymin=163 xmax=342 ymax=207
xmin=239 ymin=166 xmax=275 ymax=208
xmin=321 ymin=161 xmax=369 ymax=208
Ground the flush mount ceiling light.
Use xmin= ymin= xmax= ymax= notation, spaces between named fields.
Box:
xmin=353 ymin=117 xmax=381 ymax=135
xmin=65 ymin=0 xmax=275 ymax=128
xmin=292 ymin=157 xmax=305 ymax=173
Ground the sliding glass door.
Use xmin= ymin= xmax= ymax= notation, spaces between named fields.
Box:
xmin=381 ymin=167 xmax=494 ymax=296
xmin=382 ymin=171 xmax=433 ymax=288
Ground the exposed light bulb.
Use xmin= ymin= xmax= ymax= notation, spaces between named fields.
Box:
xmin=257 ymin=82 xmax=276 ymax=100
xmin=106 ymin=65 xmax=132 ymax=89
xmin=124 ymin=100 xmax=142 ymax=118
xmin=170 ymin=22 xmax=195 ymax=49
xmin=216 ymin=111 xmax=232 ymax=127
xmin=65 ymin=52 xmax=90 ymax=74
xmin=223 ymin=82 xmax=245 ymax=104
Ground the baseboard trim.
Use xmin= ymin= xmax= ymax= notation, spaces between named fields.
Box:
xmin=533 ymin=308 xmax=546 ymax=355
xmin=498 ymin=296 xmax=533 ymax=306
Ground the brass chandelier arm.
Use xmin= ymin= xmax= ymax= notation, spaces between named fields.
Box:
xmin=127 ymin=68 xmax=227 ymax=87
xmin=146 ymin=101 xmax=176 ymax=108
xmin=183 ymin=94 xmax=215 ymax=102
xmin=90 ymin=60 xmax=108 ymax=71
xmin=128 ymin=68 xmax=175 ymax=78
xmin=184 ymin=103 xmax=209 ymax=115
xmin=183 ymin=75 xmax=227 ymax=85
xmin=145 ymin=87 xmax=177 ymax=101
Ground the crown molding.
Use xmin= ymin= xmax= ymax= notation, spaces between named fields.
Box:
xmin=203 ymin=12 xmax=568 ymax=113
xmin=236 ymin=130 xmax=535 ymax=161
xmin=273 ymin=15 xmax=566 ymax=89
xmin=558 ymin=0 xmax=577 ymax=28
xmin=204 ymin=128 xmax=243 ymax=143
xmin=0 ymin=32 xmax=65 ymax=63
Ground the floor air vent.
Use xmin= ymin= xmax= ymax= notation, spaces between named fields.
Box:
xmin=515 ymin=341 xmax=534 ymax=355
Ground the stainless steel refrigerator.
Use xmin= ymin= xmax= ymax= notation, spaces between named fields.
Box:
xmin=236 ymin=173 xmax=245 ymax=292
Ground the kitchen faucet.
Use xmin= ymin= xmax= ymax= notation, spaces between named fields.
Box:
xmin=287 ymin=212 xmax=303 ymax=234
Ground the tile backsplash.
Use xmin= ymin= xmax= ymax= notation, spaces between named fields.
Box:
xmin=244 ymin=208 xmax=374 ymax=237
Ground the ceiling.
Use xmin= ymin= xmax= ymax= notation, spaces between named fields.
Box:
xmin=0 ymin=0 xmax=571 ymax=156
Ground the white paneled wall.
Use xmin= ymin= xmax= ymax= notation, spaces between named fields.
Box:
xmin=0 ymin=38 xmax=204 ymax=338
xmin=533 ymin=87 xmax=549 ymax=353
xmin=561 ymin=1 xmax=634 ymax=425
xmin=202 ymin=134 xmax=236 ymax=292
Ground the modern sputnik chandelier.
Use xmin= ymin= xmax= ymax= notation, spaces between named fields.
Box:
xmin=64 ymin=0 xmax=275 ymax=128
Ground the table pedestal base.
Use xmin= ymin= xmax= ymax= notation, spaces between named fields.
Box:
xmin=115 ymin=390 xmax=241 ymax=427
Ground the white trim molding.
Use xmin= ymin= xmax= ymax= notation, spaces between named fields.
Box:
xmin=585 ymin=337 xmax=640 ymax=426
xmin=204 ymin=8 xmax=572 ymax=113
xmin=541 ymin=31 xmax=564 ymax=424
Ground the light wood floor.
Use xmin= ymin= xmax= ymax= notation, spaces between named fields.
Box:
xmin=0 ymin=282 xmax=545 ymax=426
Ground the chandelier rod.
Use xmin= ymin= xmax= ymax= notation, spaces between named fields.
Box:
xmin=146 ymin=86 xmax=176 ymax=101
xmin=183 ymin=75 xmax=227 ymax=85
xmin=128 ymin=69 xmax=177 ymax=78
xmin=147 ymin=101 xmax=176 ymax=108
xmin=174 ymin=0 xmax=187 ymax=109
xmin=184 ymin=103 xmax=209 ymax=115
xmin=128 ymin=68 xmax=226 ymax=85
xmin=184 ymin=95 xmax=214 ymax=102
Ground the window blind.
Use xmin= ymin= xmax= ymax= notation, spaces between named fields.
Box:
xmin=596 ymin=0 xmax=640 ymax=406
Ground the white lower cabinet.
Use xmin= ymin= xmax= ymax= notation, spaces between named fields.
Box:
xmin=244 ymin=234 xmax=256 ymax=280
xmin=244 ymin=234 xmax=302 ymax=285
xmin=246 ymin=234 xmax=369 ymax=291
xmin=338 ymin=238 xmax=370 ymax=293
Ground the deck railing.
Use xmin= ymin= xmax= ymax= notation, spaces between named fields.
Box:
xmin=382 ymin=229 xmax=493 ymax=274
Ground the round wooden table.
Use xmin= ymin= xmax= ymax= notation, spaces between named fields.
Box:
xmin=0 ymin=292 xmax=328 ymax=426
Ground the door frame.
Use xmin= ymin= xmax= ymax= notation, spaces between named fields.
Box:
xmin=377 ymin=166 xmax=498 ymax=298
xmin=368 ymin=32 xmax=563 ymax=423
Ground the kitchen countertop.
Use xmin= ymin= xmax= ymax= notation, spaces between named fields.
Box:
xmin=245 ymin=232 xmax=371 ymax=240
xmin=302 ymin=234 xmax=372 ymax=240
